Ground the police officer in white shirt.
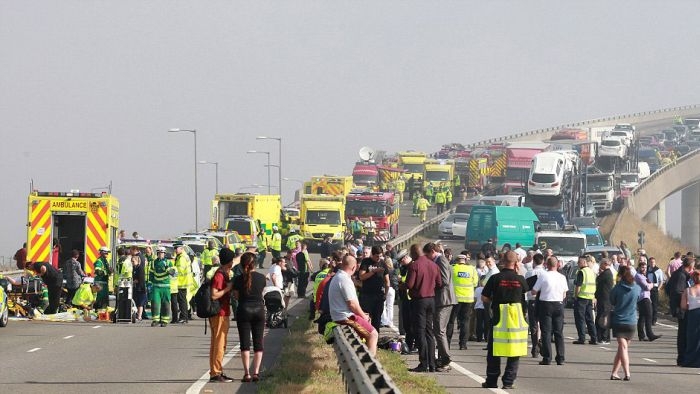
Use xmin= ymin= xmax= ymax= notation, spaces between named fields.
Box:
xmin=532 ymin=256 xmax=569 ymax=366
xmin=525 ymin=254 xmax=546 ymax=358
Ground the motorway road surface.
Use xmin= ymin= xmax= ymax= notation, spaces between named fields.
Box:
xmin=406 ymin=236 xmax=700 ymax=393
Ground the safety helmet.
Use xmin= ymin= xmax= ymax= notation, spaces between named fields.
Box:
xmin=156 ymin=246 xmax=166 ymax=253
xmin=99 ymin=247 xmax=110 ymax=253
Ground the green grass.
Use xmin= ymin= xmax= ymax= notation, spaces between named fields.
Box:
xmin=377 ymin=350 xmax=447 ymax=394
xmin=257 ymin=318 xmax=344 ymax=394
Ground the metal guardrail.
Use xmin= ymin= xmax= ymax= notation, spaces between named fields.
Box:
xmin=333 ymin=325 xmax=401 ymax=394
xmin=390 ymin=209 xmax=452 ymax=251
xmin=331 ymin=209 xmax=449 ymax=394
xmin=465 ymin=104 xmax=700 ymax=148
xmin=630 ymin=148 xmax=700 ymax=198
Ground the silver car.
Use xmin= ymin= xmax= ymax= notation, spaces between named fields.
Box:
xmin=438 ymin=213 xmax=470 ymax=239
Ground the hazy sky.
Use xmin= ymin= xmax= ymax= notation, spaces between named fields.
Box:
xmin=2 ymin=1 xmax=698 ymax=258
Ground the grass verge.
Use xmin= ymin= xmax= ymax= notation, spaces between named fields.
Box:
xmin=377 ymin=350 xmax=447 ymax=394
xmin=258 ymin=318 xmax=343 ymax=394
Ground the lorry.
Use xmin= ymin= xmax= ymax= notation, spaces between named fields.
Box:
xmin=209 ymin=193 xmax=282 ymax=235
xmin=309 ymin=175 xmax=354 ymax=197
xmin=397 ymin=151 xmax=427 ymax=181
xmin=299 ymin=194 xmax=346 ymax=250
xmin=26 ymin=189 xmax=120 ymax=275
xmin=465 ymin=206 xmax=540 ymax=256
xmin=345 ymin=191 xmax=399 ymax=243
xmin=454 ymin=157 xmax=489 ymax=194
xmin=585 ymin=172 xmax=616 ymax=213
xmin=502 ymin=142 xmax=550 ymax=194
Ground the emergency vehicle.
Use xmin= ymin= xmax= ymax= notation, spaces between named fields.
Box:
xmin=345 ymin=191 xmax=399 ymax=243
xmin=299 ymin=194 xmax=346 ymax=250
xmin=423 ymin=159 xmax=455 ymax=190
xmin=398 ymin=151 xmax=427 ymax=181
xmin=308 ymin=175 xmax=354 ymax=197
xmin=210 ymin=194 xmax=281 ymax=246
xmin=26 ymin=189 xmax=120 ymax=275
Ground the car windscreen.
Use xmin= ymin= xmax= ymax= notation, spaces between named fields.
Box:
xmin=305 ymin=210 xmax=341 ymax=225
xmin=532 ymin=173 xmax=555 ymax=183
xmin=537 ymin=236 xmax=585 ymax=256
xmin=402 ymin=163 xmax=424 ymax=173
xmin=346 ymin=200 xmax=386 ymax=217
xmin=425 ymin=170 xmax=450 ymax=182
xmin=586 ymin=178 xmax=613 ymax=192
xmin=226 ymin=220 xmax=252 ymax=235
xmin=602 ymin=140 xmax=620 ymax=147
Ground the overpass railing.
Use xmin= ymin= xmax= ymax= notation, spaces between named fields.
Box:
xmin=333 ymin=325 xmax=401 ymax=394
xmin=465 ymin=104 xmax=700 ymax=148
xmin=630 ymin=148 xmax=700 ymax=199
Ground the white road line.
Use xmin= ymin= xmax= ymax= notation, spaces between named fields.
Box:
xmin=643 ymin=358 xmax=658 ymax=363
xmin=63 ymin=335 xmax=74 ymax=339
xmin=565 ymin=336 xmax=574 ymax=340
xmin=186 ymin=296 xmax=306 ymax=394
xmin=27 ymin=348 xmax=41 ymax=353
xmin=599 ymin=346 xmax=612 ymax=351
xmin=186 ymin=345 xmax=241 ymax=394
xmin=92 ymin=325 xmax=101 ymax=329
xmin=655 ymin=322 xmax=678 ymax=330
xmin=450 ymin=362 xmax=507 ymax=394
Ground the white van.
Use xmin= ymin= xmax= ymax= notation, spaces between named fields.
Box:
xmin=527 ymin=152 xmax=568 ymax=196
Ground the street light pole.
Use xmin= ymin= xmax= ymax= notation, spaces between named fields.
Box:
xmin=256 ymin=136 xmax=282 ymax=200
xmin=199 ymin=161 xmax=219 ymax=195
xmin=246 ymin=150 xmax=271 ymax=194
xmin=169 ymin=128 xmax=198 ymax=231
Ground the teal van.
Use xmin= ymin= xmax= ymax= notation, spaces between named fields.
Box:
xmin=465 ymin=206 xmax=539 ymax=256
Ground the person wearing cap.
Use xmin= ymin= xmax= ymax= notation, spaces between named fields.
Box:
xmin=149 ymin=247 xmax=175 ymax=327
xmin=447 ymin=254 xmax=478 ymax=350
xmin=173 ymin=242 xmax=192 ymax=324
xmin=93 ymin=247 xmax=111 ymax=309
xmin=285 ymin=229 xmax=302 ymax=251
xmin=201 ymin=240 xmax=219 ymax=277
xmin=270 ymin=226 xmax=282 ymax=260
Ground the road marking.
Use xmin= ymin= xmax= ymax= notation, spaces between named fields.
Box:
xmin=27 ymin=348 xmax=41 ymax=353
xmin=656 ymin=322 xmax=678 ymax=330
xmin=566 ymin=336 xmax=574 ymax=340
xmin=643 ymin=358 xmax=658 ymax=363
xmin=63 ymin=335 xmax=74 ymax=339
xmin=92 ymin=325 xmax=101 ymax=329
xmin=186 ymin=296 xmax=306 ymax=394
xmin=450 ymin=362 xmax=507 ymax=393
xmin=599 ymin=346 xmax=612 ymax=351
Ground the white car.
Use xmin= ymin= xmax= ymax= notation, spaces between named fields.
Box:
xmin=613 ymin=123 xmax=636 ymax=133
xmin=599 ymin=137 xmax=627 ymax=158
xmin=609 ymin=130 xmax=633 ymax=147
xmin=438 ymin=213 xmax=469 ymax=239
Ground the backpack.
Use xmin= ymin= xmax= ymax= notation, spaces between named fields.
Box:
xmin=194 ymin=270 xmax=222 ymax=319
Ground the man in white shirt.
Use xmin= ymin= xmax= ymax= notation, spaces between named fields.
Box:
xmin=329 ymin=255 xmax=378 ymax=355
xmin=532 ymin=256 xmax=569 ymax=366
xmin=525 ymin=254 xmax=547 ymax=358
xmin=514 ymin=243 xmax=527 ymax=262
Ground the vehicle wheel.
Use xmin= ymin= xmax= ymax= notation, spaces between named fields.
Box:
xmin=0 ymin=306 xmax=8 ymax=327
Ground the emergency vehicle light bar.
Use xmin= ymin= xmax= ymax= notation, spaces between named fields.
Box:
xmin=34 ymin=191 xmax=106 ymax=198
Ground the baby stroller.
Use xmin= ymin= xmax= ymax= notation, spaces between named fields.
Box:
xmin=262 ymin=286 xmax=288 ymax=328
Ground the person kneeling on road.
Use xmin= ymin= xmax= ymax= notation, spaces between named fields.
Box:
xmin=328 ymin=254 xmax=378 ymax=356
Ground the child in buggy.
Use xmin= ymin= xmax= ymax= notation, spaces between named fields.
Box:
xmin=262 ymin=286 xmax=288 ymax=328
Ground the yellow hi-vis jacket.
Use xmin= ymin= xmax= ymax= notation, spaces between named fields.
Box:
xmin=453 ymin=263 xmax=478 ymax=303
xmin=416 ymin=197 xmax=430 ymax=211
xmin=72 ymin=283 xmax=95 ymax=308
xmin=175 ymin=253 xmax=192 ymax=289
xmin=577 ymin=266 xmax=596 ymax=299
xmin=492 ymin=303 xmax=529 ymax=357
xmin=200 ymin=248 xmax=218 ymax=267
xmin=270 ymin=232 xmax=282 ymax=251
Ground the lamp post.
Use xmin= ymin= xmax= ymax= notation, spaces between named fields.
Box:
xmin=198 ymin=160 xmax=219 ymax=195
xmin=256 ymin=136 xmax=282 ymax=199
xmin=246 ymin=150 xmax=271 ymax=194
xmin=169 ymin=128 xmax=198 ymax=231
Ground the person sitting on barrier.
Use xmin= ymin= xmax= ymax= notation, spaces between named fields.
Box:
xmin=328 ymin=254 xmax=378 ymax=356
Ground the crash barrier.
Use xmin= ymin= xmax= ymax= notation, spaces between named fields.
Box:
xmin=465 ymin=104 xmax=700 ymax=148
xmin=390 ymin=210 xmax=453 ymax=252
xmin=333 ymin=325 xmax=401 ymax=394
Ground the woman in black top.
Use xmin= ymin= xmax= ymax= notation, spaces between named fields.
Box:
xmin=31 ymin=261 xmax=63 ymax=314
xmin=131 ymin=254 xmax=147 ymax=321
xmin=232 ymin=252 xmax=267 ymax=382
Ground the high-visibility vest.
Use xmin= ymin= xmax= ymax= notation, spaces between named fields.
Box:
xmin=416 ymin=198 xmax=429 ymax=211
xmin=286 ymin=234 xmax=301 ymax=250
xmin=446 ymin=189 xmax=453 ymax=202
xmin=270 ymin=233 xmax=282 ymax=251
xmin=396 ymin=179 xmax=405 ymax=192
xmin=175 ymin=253 xmax=192 ymax=289
xmin=313 ymin=268 xmax=330 ymax=302
xmin=150 ymin=257 xmax=173 ymax=288
xmin=453 ymin=264 xmax=478 ymax=303
xmin=401 ymin=271 xmax=411 ymax=300
xmin=257 ymin=234 xmax=268 ymax=251
xmin=577 ymin=266 xmax=596 ymax=299
xmin=435 ymin=192 xmax=446 ymax=204
xmin=492 ymin=303 xmax=529 ymax=357
xmin=118 ymin=257 xmax=133 ymax=280
xmin=72 ymin=283 xmax=95 ymax=307
xmin=200 ymin=248 xmax=218 ymax=267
